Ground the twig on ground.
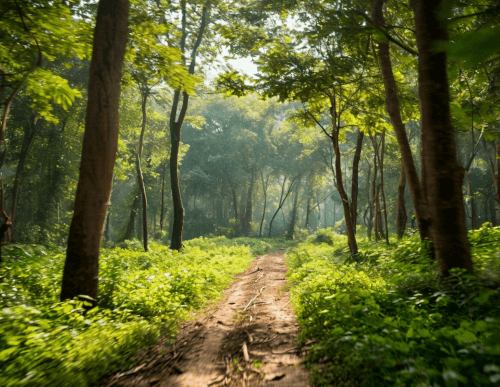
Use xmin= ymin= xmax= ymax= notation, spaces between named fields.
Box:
xmin=243 ymin=286 xmax=266 ymax=311
xmin=242 ymin=341 xmax=250 ymax=362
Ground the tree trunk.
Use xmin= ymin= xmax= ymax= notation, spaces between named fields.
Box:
xmin=231 ymin=184 xmax=238 ymax=220
xmin=396 ymin=163 xmax=408 ymax=239
xmin=242 ymin=168 xmax=255 ymax=235
xmin=121 ymin=190 xmax=139 ymax=241
xmin=104 ymin=211 xmax=111 ymax=242
xmin=467 ymin=172 xmax=477 ymax=230
xmin=304 ymin=196 xmax=311 ymax=230
xmin=370 ymin=136 xmax=380 ymax=240
xmin=269 ymin=176 xmax=297 ymax=237
xmin=372 ymin=0 xmax=432 ymax=241
xmin=10 ymin=115 xmax=38 ymax=240
xmin=412 ymin=0 xmax=472 ymax=275
xmin=259 ymin=170 xmax=269 ymax=238
xmin=60 ymin=0 xmax=129 ymax=302
xmin=287 ymin=177 xmax=301 ymax=240
xmin=168 ymin=3 xmax=208 ymax=250
xmin=137 ymin=92 xmax=148 ymax=251
xmin=379 ymin=130 xmax=389 ymax=244
xmin=350 ymin=129 xmax=364 ymax=232
xmin=331 ymin=123 xmax=357 ymax=253
xmin=169 ymin=120 xmax=184 ymax=250
xmin=366 ymin=161 xmax=373 ymax=239
xmin=159 ymin=160 xmax=166 ymax=232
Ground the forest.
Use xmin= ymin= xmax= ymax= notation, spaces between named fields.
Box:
xmin=1 ymin=0 xmax=500 ymax=386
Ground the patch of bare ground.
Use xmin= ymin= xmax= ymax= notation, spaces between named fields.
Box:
xmin=100 ymin=251 xmax=310 ymax=387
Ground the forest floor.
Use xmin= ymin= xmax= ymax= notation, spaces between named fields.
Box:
xmin=100 ymin=251 xmax=311 ymax=387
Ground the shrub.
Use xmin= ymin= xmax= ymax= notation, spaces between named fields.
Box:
xmin=287 ymin=230 xmax=500 ymax=387
xmin=0 ymin=239 xmax=254 ymax=386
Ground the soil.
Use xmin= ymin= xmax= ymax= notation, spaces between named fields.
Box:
xmin=100 ymin=251 xmax=311 ymax=387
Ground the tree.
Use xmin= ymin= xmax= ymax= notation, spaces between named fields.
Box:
xmin=60 ymin=0 xmax=129 ymax=302
xmin=370 ymin=0 xmax=432 ymax=242
xmin=411 ymin=0 xmax=472 ymax=275
xmin=168 ymin=1 xmax=209 ymax=250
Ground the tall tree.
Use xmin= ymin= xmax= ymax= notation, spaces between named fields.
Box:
xmin=371 ymin=0 xmax=432 ymax=241
xmin=169 ymin=1 xmax=209 ymax=250
xmin=60 ymin=0 xmax=129 ymax=302
xmin=411 ymin=0 xmax=472 ymax=275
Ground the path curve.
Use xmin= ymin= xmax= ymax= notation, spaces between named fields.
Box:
xmin=102 ymin=252 xmax=310 ymax=387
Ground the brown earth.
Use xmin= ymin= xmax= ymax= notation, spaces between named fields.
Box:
xmin=100 ymin=252 xmax=311 ymax=387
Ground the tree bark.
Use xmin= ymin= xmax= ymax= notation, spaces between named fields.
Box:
xmin=168 ymin=3 xmax=208 ymax=250
xmin=159 ymin=160 xmax=166 ymax=232
xmin=287 ymin=177 xmax=302 ymax=240
xmin=467 ymin=171 xmax=477 ymax=230
xmin=241 ymin=168 xmax=255 ymax=235
xmin=10 ymin=114 xmax=38 ymax=240
xmin=350 ymin=129 xmax=364 ymax=232
xmin=396 ymin=163 xmax=408 ymax=239
xmin=412 ymin=0 xmax=472 ymax=275
xmin=259 ymin=170 xmax=269 ymax=238
xmin=137 ymin=92 xmax=148 ymax=251
xmin=379 ymin=130 xmax=389 ymax=244
xmin=60 ymin=0 xmax=129 ymax=302
xmin=169 ymin=120 xmax=184 ymax=250
xmin=371 ymin=0 xmax=431 ymax=241
xmin=366 ymin=161 xmax=373 ymax=239
xmin=304 ymin=196 xmax=311 ymax=230
xmin=329 ymin=97 xmax=357 ymax=254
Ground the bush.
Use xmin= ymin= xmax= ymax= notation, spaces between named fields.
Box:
xmin=0 ymin=239 xmax=255 ymax=386
xmin=287 ymin=229 xmax=500 ymax=387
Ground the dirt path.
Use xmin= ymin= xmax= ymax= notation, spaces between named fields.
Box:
xmin=101 ymin=252 xmax=310 ymax=387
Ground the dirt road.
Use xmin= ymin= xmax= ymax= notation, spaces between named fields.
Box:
xmin=102 ymin=252 xmax=310 ymax=387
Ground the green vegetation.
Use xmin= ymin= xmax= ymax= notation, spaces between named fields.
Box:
xmin=287 ymin=225 xmax=500 ymax=387
xmin=195 ymin=236 xmax=301 ymax=255
xmin=0 ymin=239 xmax=254 ymax=386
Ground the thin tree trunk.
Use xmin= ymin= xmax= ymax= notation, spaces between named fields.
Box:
xmin=287 ymin=177 xmax=301 ymax=240
xmin=396 ymin=163 xmax=408 ymax=239
xmin=168 ymin=3 xmax=208 ymax=250
xmin=304 ymin=196 xmax=311 ymax=230
xmin=366 ymin=161 xmax=373 ymax=239
xmin=259 ymin=170 xmax=269 ymax=238
xmin=169 ymin=120 xmax=184 ymax=250
xmin=372 ymin=0 xmax=431 ymax=241
xmin=379 ymin=130 xmax=389 ymax=244
xmin=10 ymin=115 xmax=38 ymax=240
xmin=121 ymin=190 xmax=139 ymax=241
xmin=137 ymin=92 xmax=148 ymax=251
xmin=104 ymin=211 xmax=111 ymax=242
xmin=350 ymin=129 xmax=364 ymax=233
xmin=412 ymin=0 xmax=472 ymax=275
xmin=60 ymin=0 xmax=129 ymax=302
xmin=159 ymin=160 xmax=166 ymax=232
xmin=370 ymin=136 xmax=380 ymax=240
xmin=242 ymin=168 xmax=255 ymax=235
xmin=467 ymin=172 xmax=477 ymax=230
xmin=329 ymin=103 xmax=357 ymax=253
xmin=269 ymin=176 xmax=298 ymax=237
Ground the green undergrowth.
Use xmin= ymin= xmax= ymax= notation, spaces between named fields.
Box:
xmin=287 ymin=224 xmax=500 ymax=386
xmin=188 ymin=235 xmax=299 ymax=255
xmin=0 ymin=238 xmax=254 ymax=387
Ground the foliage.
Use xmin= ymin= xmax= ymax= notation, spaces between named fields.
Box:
xmin=0 ymin=239 xmax=254 ymax=386
xmin=287 ymin=226 xmax=500 ymax=386
xmin=187 ymin=236 xmax=299 ymax=256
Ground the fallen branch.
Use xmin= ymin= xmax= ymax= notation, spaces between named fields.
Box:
xmin=242 ymin=341 xmax=250 ymax=362
xmin=243 ymin=286 xmax=266 ymax=311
